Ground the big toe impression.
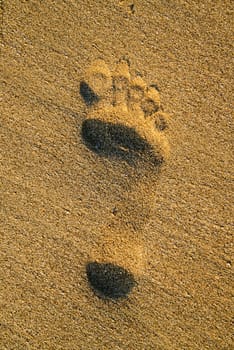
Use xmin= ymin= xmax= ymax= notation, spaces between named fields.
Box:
xmin=86 ymin=262 xmax=136 ymax=299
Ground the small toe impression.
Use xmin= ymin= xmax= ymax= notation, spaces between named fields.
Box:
xmin=86 ymin=262 xmax=136 ymax=299
xmin=141 ymin=86 xmax=161 ymax=116
xmin=153 ymin=111 xmax=169 ymax=131
xmin=113 ymin=59 xmax=131 ymax=89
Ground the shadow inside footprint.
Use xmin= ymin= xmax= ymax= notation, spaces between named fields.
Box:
xmin=86 ymin=262 xmax=136 ymax=299
xmin=80 ymin=81 xmax=100 ymax=106
xmin=81 ymin=119 xmax=163 ymax=166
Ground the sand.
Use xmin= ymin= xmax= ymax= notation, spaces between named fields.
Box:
xmin=1 ymin=0 xmax=233 ymax=349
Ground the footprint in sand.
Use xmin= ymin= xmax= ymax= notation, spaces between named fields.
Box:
xmin=80 ymin=59 xmax=170 ymax=300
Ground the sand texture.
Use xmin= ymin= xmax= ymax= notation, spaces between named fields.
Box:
xmin=1 ymin=1 xmax=233 ymax=349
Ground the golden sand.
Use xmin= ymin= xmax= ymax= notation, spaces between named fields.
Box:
xmin=1 ymin=1 xmax=233 ymax=349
